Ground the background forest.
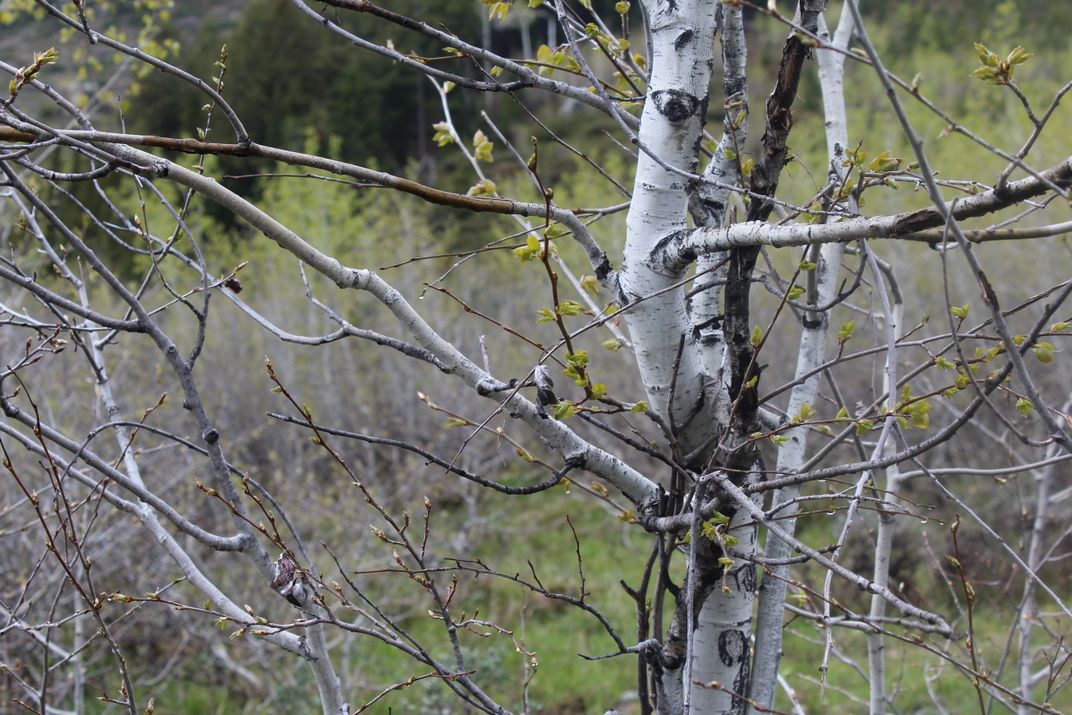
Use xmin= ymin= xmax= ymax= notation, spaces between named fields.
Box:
xmin=2 ymin=0 xmax=1072 ymax=712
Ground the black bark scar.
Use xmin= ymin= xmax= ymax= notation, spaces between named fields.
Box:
xmin=651 ymin=89 xmax=701 ymax=124
xmin=718 ymin=629 xmax=748 ymax=667
xmin=595 ymin=257 xmax=612 ymax=281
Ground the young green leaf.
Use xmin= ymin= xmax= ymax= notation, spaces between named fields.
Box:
xmin=466 ymin=178 xmax=497 ymax=197
xmin=551 ymin=400 xmax=576 ymax=420
xmin=1016 ymin=398 xmax=1033 ymax=417
xmin=837 ymin=320 xmax=855 ymax=344
xmin=473 ymin=129 xmax=494 ymax=162
xmin=557 ymin=300 xmax=584 ymax=317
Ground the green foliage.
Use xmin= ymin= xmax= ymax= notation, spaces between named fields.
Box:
xmin=971 ymin=42 xmax=1033 ymax=84
xmin=791 ymin=402 xmax=815 ymax=425
xmin=8 ymin=46 xmax=58 ymax=97
xmin=550 ymin=399 xmax=576 ymax=419
xmin=127 ymin=0 xmax=485 ymax=189
xmin=472 ymin=129 xmax=495 ymax=163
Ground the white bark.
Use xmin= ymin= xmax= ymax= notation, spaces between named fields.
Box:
xmin=684 ymin=10 xmax=757 ymax=713
xmin=658 ymin=153 xmax=1072 ymax=267
xmin=6 ymin=4 xmax=1072 ymax=712
xmin=1017 ymin=447 xmax=1060 ymax=713
xmin=690 ymin=475 xmax=760 ymax=713
xmin=866 ymin=297 xmax=904 ymax=715
xmin=747 ymin=8 xmax=855 ymax=712
xmin=621 ymin=0 xmax=718 ymax=449
xmin=690 ymin=3 xmax=747 ymax=425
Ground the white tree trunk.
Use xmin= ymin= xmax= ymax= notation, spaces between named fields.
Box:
xmin=623 ymin=0 xmax=718 ymax=451
xmin=689 ymin=476 xmax=760 ymax=713
xmin=747 ymin=7 xmax=855 ymax=712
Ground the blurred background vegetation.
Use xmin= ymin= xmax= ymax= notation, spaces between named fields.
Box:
xmin=2 ymin=0 xmax=1071 ymax=712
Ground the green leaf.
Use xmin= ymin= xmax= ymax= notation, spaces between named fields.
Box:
xmin=580 ymin=275 xmax=600 ymax=295
xmin=432 ymin=121 xmax=454 ymax=147
xmin=601 ymin=338 xmax=624 ymax=351
xmin=566 ymin=350 xmax=589 ymax=368
xmin=835 ymin=407 xmax=850 ymax=422
xmin=908 ymin=399 xmax=931 ymax=429
xmin=630 ymin=401 xmax=648 ymax=414
xmin=472 ymin=129 xmax=494 ymax=162
xmin=514 ymin=235 xmax=542 ymax=261
xmin=1034 ymin=342 xmax=1055 ymax=363
xmin=750 ymin=325 xmax=763 ymax=347
xmin=787 ymin=285 xmax=804 ymax=301
xmin=590 ymin=383 xmax=608 ymax=399
xmin=798 ymin=260 xmax=817 ymax=271
xmin=843 ymin=147 xmax=867 ymax=165
xmin=868 ymin=150 xmax=902 ymax=173
xmin=792 ymin=402 xmax=815 ymax=424
xmin=935 ymin=356 xmax=956 ymax=370
xmin=615 ymin=1 xmax=630 ymax=14
xmin=974 ymin=42 xmax=998 ymax=67
xmin=770 ymin=434 xmax=789 ymax=446
xmin=466 ymin=178 xmax=497 ymax=197
xmin=1016 ymin=398 xmax=1033 ymax=417
xmin=551 ymin=400 xmax=576 ymax=420
xmin=855 ymin=419 xmax=874 ymax=435
xmin=485 ymin=1 xmax=510 ymax=21
xmin=557 ymin=300 xmax=584 ymax=317
xmin=1006 ymin=45 xmax=1033 ymax=66
xmin=951 ymin=304 xmax=969 ymax=319
xmin=837 ymin=320 xmax=855 ymax=344
xmin=535 ymin=308 xmax=556 ymax=323
xmin=972 ymin=66 xmax=1001 ymax=84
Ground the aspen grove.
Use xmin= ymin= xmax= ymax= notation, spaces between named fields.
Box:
xmin=2 ymin=1 xmax=1071 ymax=713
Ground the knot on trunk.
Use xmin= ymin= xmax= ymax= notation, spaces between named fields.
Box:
xmin=651 ymin=89 xmax=701 ymax=124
